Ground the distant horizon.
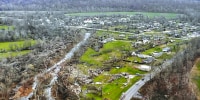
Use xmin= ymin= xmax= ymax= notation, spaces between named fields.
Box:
xmin=0 ymin=0 xmax=199 ymax=14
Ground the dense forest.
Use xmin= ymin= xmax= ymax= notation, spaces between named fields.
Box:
xmin=1 ymin=0 xmax=200 ymax=23
xmin=0 ymin=0 xmax=199 ymax=13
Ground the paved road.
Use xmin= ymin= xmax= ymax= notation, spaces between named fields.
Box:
xmin=121 ymin=59 xmax=174 ymax=100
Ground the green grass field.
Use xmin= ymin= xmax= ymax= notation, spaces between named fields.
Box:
xmin=0 ymin=40 xmax=36 ymax=51
xmin=0 ymin=25 xmax=14 ymax=30
xmin=80 ymin=40 xmax=146 ymax=99
xmin=109 ymin=66 xmax=144 ymax=75
xmin=127 ymin=56 xmax=143 ymax=63
xmin=0 ymin=50 xmax=31 ymax=59
xmin=103 ymin=76 xmax=141 ymax=100
xmin=191 ymin=60 xmax=200 ymax=93
xmin=142 ymin=46 xmax=162 ymax=55
xmin=96 ymin=30 xmax=126 ymax=36
xmin=88 ymin=75 xmax=141 ymax=100
xmin=65 ymin=11 xmax=178 ymax=18
xmin=80 ymin=40 xmax=132 ymax=66
xmin=0 ymin=40 xmax=37 ymax=59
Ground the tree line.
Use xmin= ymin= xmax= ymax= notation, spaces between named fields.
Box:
xmin=0 ymin=0 xmax=199 ymax=13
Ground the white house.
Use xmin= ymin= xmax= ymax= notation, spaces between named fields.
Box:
xmin=131 ymin=52 xmax=137 ymax=56
xmin=84 ymin=19 xmax=93 ymax=24
xmin=152 ymin=52 xmax=163 ymax=58
xmin=101 ymin=38 xmax=115 ymax=44
xmin=136 ymin=65 xmax=151 ymax=71
xmin=137 ymin=54 xmax=152 ymax=59
xmin=162 ymin=47 xmax=171 ymax=52
xmin=143 ymin=39 xmax=150 ymax=44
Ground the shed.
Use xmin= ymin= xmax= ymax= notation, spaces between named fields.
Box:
xmin=136 ymin=65 xmax=151 ymax=71
xmin=162 ymin=47 xmax=171 ymax=52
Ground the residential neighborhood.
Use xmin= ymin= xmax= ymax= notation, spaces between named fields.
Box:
xmin=0 ymin=1 xmax=200 ymax=99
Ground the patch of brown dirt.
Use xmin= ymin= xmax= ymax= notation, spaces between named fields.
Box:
xmin=12 ymin=79 xmax=34 ymax=99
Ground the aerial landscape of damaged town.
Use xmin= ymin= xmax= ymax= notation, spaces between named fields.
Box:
xmin=0 ymin=0 xmax=200 ymax=100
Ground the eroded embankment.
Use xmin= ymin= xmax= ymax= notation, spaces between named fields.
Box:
xmin=137 ymin=38 xmax=200 ymax=100
xmin=190 ymin=58 xmax=200 ymax=100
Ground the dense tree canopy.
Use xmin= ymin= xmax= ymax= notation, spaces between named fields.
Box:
xmin=0 ymin=0 xmax=199 ymax=14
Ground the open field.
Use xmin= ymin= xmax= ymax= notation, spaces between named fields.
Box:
xmin=80 ymin=40 xmax=146 ymax=99
xmin=193 ymin=59 xmax=200 ymax=90
xmin=80 ymin=40 xmax=132 ymax=66
xmin=0 ymin=40 xmax=37 ymax=59
xmin=84 ymin=66 xmax=144 ymax=100
xmin=87 ymin=75 xmax=142 ymax=100
xmin=191 ymin=58 xmax=200 ymax=99
xmin=96 ymin=30 xmax=128 ymax=36
xmin=65 ymin=11 xmax=179 ymax=18
xmin=0 ymin=50 xmax=30 ymax=59
xmin=0 ymin=25 xmax=14 ymax=30
xmin=142 ymin=46 xmax=162 ymax=55
xmin=102 ymin=76 xmax=141 ymax=100
xmin=0 ymin=40 xmax=36 ymax=51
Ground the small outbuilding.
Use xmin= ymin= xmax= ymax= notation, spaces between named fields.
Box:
xmin=136 ymin=65 xmax=151 ymax=71
xmin=162 ymin=47 xmax=171 ymax=52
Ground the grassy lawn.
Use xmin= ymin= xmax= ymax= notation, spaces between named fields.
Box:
xmin=127 ymin=56 xmax=143 ymax=63
xmin=167 ymin=39 xmax=186 ymax=52
xmin=80 ymin=39 xmax=145 ymax=99
xmin=157 ymin=53 xmax=173 ymax=60
xmin=103 ymin=40 xmax=131 ymax=51
xmin=96 ymin=30 xmax=126 ymax=36
xmin=103 ymin=76 xmax=141 ymax=100
xmin=89 ymin=75 xmax=141 ymax=100
xmin=195 ymin=76 xmax=200 ymax=91
xmin=96 ymin=30 xmax=134 ymax=41
xmin=192 ymin=59 xmax=200 ymax=92
xmin=0 ymin=50 xmax=31 ymax=58
xmin=80 ymin=48 xmax=102 ymax=66
xmin=86 ymin=64 xmax=145 ymax=100
xmin=86 ymin=93 xmax=102 ymax=100
xmin=65 ymin=11 xmax=178 ymax=18
xmin=80 ymin=40 xmax=132 ymax=66
xmin=108 ymin=25 xmax=127 ymax=31
xmin=0 ymin=25 xmax=14 ymax=30
xmin=0 ymin=40 xmax=37 ymax=59
xmin=93 ymin=66 xmax=144 ymax=82
xmin=0 ymin=40 xmax=36 ymax=51
xmin=102 ymin=77 xmax=127 ymax=100
xmin=142 ymin=46 xmax=162 ymax=55
xmin=194 ymin=76 xmax=200 ymax=92
xmin=143 ymin=31 xmax=162 ymax=35
xmin=109 ymin=65 xmax=145 ymax=75
xmin=197 ymin=61 xmax=200 ymax=70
